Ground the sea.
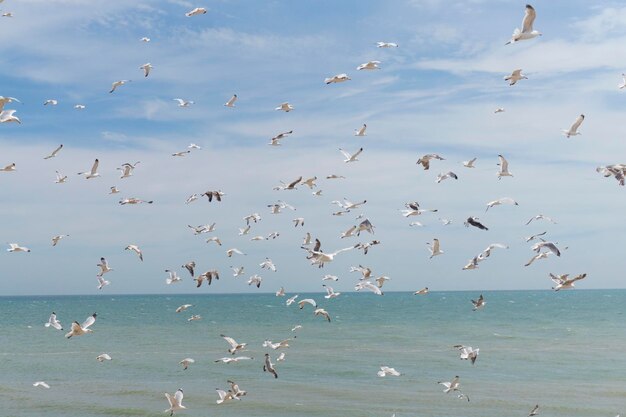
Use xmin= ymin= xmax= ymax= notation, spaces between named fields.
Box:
xmin=0 ymin=290 xmax=624 ymax=417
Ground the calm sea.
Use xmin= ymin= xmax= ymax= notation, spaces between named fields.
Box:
xmin=0 ymin=290 xmax=623 ymax=417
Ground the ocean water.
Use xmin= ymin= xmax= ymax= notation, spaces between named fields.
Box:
xmin=0 ymin=290 xmax=624 ymax=417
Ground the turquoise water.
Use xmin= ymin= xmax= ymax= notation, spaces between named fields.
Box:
xmin=1 ymin=291 xmax=624 ymax=417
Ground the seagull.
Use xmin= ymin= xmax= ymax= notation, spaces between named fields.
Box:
xmin=140 ymin=37 xmax=150 ymax=42
xmin=525 ymin=231 xmax=547 ymax=242
xmin=526 ymin=215 xmax=556 ymax=225
xmin=45 ymin=312 xmax=63 ymax=330
xmin=221 ymin=334 xmax=247 ymax=354
xmin=51 ymin=234 xmax=69 ymax=247
xmin=260 ymin=258 xmax=276 ymax=272
xmin=293 ymin=217 xmax=305 ymax=227
xmin=109 ymin=80 xmax=130 ymax=93
xmin=524 ymin=252 xmax=551 ymax=267
xmin=436 ymin=171 xmax=458 ymax=183
xmin=77 ymin=159 xmax=100 ymax=179
xmin=355 ymin=240 xmax=380 ymax=255
xmin=228 ymin=380 xmax=247 ymax=397
xmin=182 ymin=262 xmax=196 ymax=277
xmin=529 ymin=405 xmax=540 ymax=416
xmin=286 ymin=294 xmax=299 ymax=306
xmin=273 ymin=176 xmax=302 ymax=191
xmin=140 ymin=63 xmax=152 ymax=77
xmin=215 ymin=388 xmax=239 ymax=405
xmin=275 ymin=286 xmax=285 ymax=297
xmin=96 ymin=276 xmax=110 ymax=290
xmin=302 ymin=176 xmax=317 ymax=189
xmin=291 ymin=325 xmax=302 ymax=332
xmin=55 ymin=171 xmax=68 ymax=184
xmin=109 ymin=186 xmax=119 ymax=194
xmin=33 ymin=381 xmax=50 ymax=389
xmin=497 ymin=154 xmax=513 ymax=179
xmin=164 ymin=389 xmax=185 ymax=416
xmin=263 ymin=338 xmax=294 ymax=350
xmin=224 ymin=94 xmax=237 ymax=108
xmin=325 ymin=73 xmax=350 ymax=84
xmin=562 ymin=114 xmax=584 ymax=138
xmin=173 ymin=98 xmax=194 ymax=107
xmin=326 ymin=174 xmax=346 ymax=179
xmin=427 ymin=238 xmax=443 ymax=258
xmin=298 ymin=298 xmax=317 ymax=310
xmin=494 ymin=108 xmax=505 ymax=113
xmin=165 ymin=270 xmax=182 ymax=284
xmin=0 ymin=109 xmax=20 ymax=123
xmin=504 ymin=69 xmax=527 ymax=86
xmin=377 ymin=366 xmax=401 ymax=377
xmin=263 ymin=353 xmax=278 ymax=378
xmin=314 ymin=308 xmax=332 ymax=322
xmin=416 ymin=154 xmax=444 ymax=170
xmin=188 ymin=143 xmax=201 ymax=150
xmin=195 ymin=270 xmax=219 ymax=287
xmin=74 ymin=104 xmax=86 ymax=109
xmin=454 ymin=345 xmax=479 ymax=364
xmin=303 ymin=245 xmax=357 ymax=268
xmin=187 ymin=314 xmax=201 ymax=321
xmin=117 ymin=161 xmax=140 ymax=179
xmin=7 ymin=243 xmax=30 ymax=252
xmin=202 ymin=190 xmax=224 ymax=202
xmin=339 ymin=147 xmax=363 ymax=163
xmin=356 ymin=218 xmax=375 ymax=236
xmin=619 ymin=74 xmax=626 ymax=89
xmin=414 ymin=287 xmax=429 ymax=295
xmin=214 ymin=356 xmax=253 ymax=364
xmin=531 ymin=241 xmax=561 ymax=256
xmin=462 ymin=158 xmax=477 ymax=168
xmin=355 ymin=280 xmax=384 ymax=295
xmin=185 ymin=7 xmax=207 ymax=16
xmin=176 ymin=304 xmax=192 ymax=313
xmin=96 ymin=353 xmax=112 ymax=362
xmin=65 ymin=313 xmax=97 ymax=338
xmin=247 ymin=274 xmax=262 ymax=288
xmin=206 ymin=236 xmax=222 ymax=246
xmin=350 ymin=264 xmax=372 ymax=280
xmin=275 ymin=102 xmax=294 ymax=112
xmin=357 ymin=61 xmax=381 ymax=70
xmin=550 ymin=273 xmax=587 ymax=291
xmin=44 ymin=144 xmax=63 ymax=159
xmin=505 ymin=4 xmax=541 ymax=45
xmin=323 ymin=285 xmax=341 ymax=299
xmin=486 ymin=197 xmax=519 ymax=212
xmin=376 ymin=41 xmax=398 ymax=48
xmin=96 ymin=258 xmax=113 ymax=277
xmin=188 ymin=223 xmax=213 ymax=235
xmin=179 ymin=358 xmax=195 ymax=370
xmin=438 ymin=375 xmax=461 ymax=393
xmin=227 ymin=248 xmax=246 ymax=257
xmin=375 ymin=276 xmax=391 ymax=288
xmin=471 ymin=294 xmax=485 ymax=311
xmin=119 ymin=197 xmax=153 ymax=205
xmin=354 ymin=124 xmax=367 ymax=136
xmin=125 ymin=244 xmax=143 ymax=261
xmin=269 ymin=130 xmax=293 ymax=146
xmin=0 ymin=162 xmax=16 ymax=172
xmin=231 ymin=266 xmax=245 ymax=277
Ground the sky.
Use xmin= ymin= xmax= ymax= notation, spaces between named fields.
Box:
xmin=1 ymin=0 xmax=626 ymax=295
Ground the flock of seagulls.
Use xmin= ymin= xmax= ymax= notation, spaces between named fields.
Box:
xmin=2 ymin=2 xmax=622 ymax=416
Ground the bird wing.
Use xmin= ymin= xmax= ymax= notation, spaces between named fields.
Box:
xmin=570 ymin=114 xmax=584 ymax=131
xmin=298 ymin=298 xmax=317 ymax=308
xmin=570 ymin=273 xmax=587 ymax=283
xmin=498 ymin=155 xmax=509 ymax=171
xmin=89 ymin=159 xmax=99 ymax=175
xmin=352 ymin=147 xmax=364 ymax=158
xmin=287 ymin=176 xmax=302 ymax=188
xmin=174 ymin=389 xmax=184 ymax=406
xmin=339 ymin=148 xmax=351 ymax=159
xmin=82 ymin=313 xmax=96 ymax=329
xmin=221 ymin=335 xmax=239 ymax=349
xmin=521 ymin=4 xmax=536 ymax=34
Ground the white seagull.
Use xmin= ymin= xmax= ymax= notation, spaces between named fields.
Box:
xmin=7 ymin=243 xmax=30 ymax=253
xmin=462 ymin=158 xmax=477 ymax=168
xmin=357 ymin=61 xmax=381 ymax=70
xmin=325 ymin=73 xmax=350 ymax=84
xmin=275 ymin=102 xmax=294 ymax=112
xmin=173 ymin=98 xmax=194 ymax=107
xmin=44 ymin=312 xmax=63 ymax=330
xmin=354 ymin=124 xmax=367 ymax=136
xmin=339 ymin=147 xmax=363 ymax=163
xmin=96 ymin=257 xmax=112 ymax=276
xmin=427 ymin=238 xmax=443 ymax=259
xmin=165 ymin=270 xmax=182 ymax=284
xmin=504 ymin=69 xmax=527 ymax=86
xmin=179 ymin=358 xmax=195 ymax=370
xmin=55 ymin=171 xmax=68 ymax=184
xmin=44 ymin=144 xmax=63 ymax=159
xmin=185 ymin=7 xmax=207 ymax=16
xmin=377 ymin=366 xmax=401 ymax=377
xmin=77 ymin=159 xmax=100 ymax=179
xmin=224 ymin=94 xmax=237 ymax=108
xmin=562 ymin=114 xmax=584 ymax=138
xmin=109 ymin=80 xmax=130 ymax=93
xmin=33 ymin=381 xmax=50 ymax=389
xmin=96 ymin=353 xmax=112 ymax=362
xmin=497 ymin=154 xmax=513 ymax=179
xmin=51 ymin=234 xmax=69 ymax=247
xmin=140 ymin=63 xmax=152 ymax=77
xmin=65 ymin=313 xmax=97 ymax=338
xmin=125 ymin=244 xmax=143 ymax=261
xmin=0 ymin=109 xmax=20 ymax=123
xmin=376 ymin=41 xmax=398 ymax=48
xmin=164 ymin=389 xmax=185 ymax=416
xmin=485 ymin=197 xmax=519 ymax=212
xmin=97 ymin=276 xmax=110 ymax=290
xmin=506 ymin=4 xmax=541 ymax=45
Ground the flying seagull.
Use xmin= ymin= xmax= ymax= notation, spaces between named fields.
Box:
xmin=550 ymin=273 xmax=587 ymax=291
xmin=497 ymin=154 xmax=513 ymax=179
xmin=140 ymin=63 xmax=152 ymax=77
xmin=45 ymin=312 xmax=63 ymax=330
xmin=562 ymin=114 xmax=584 ymax=138
xmin=164 ymin=389 xmax=185 ymax=416
xmin=471 ymin=294 xmax=485 ymax=311
xmin=339 ymin=147 xmax=363 ymax=163
xmin=465 ymin=217 xmax=488 ymax=231
xmin=485 ymin=197 xmax=518 ymax=212
xmin=325 ymin=73 xmax=350 ymax=84
xmin=109 ymin=80 xmax=130 ymax=93
xmin=186 ymin=7 xmax=207 ymax=16
xmin=65 ymin=313 xmax=97 ymax=338
xmin=224 ymin=94 xmax=238 ymax=108
xmin=416 ymin=154 xmax=444 ymax=170
xmin=77 ymin=159 xmax=100 ymax=179
xmin=504 ymin=69 xmax=527 ymax=86
xmin=427 ymin=238 xmax=443 ymax=258
xmin=506 ymin=4 xmax=541 ymax=45
xmin=44 ymin=144 xmax=63 ymax=160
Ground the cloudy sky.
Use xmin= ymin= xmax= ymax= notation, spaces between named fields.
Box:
xmin=1 ymin=0 xmax=626 ymax=295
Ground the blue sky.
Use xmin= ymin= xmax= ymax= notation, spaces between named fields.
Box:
xmin=1 ymin=0 xmax=626 ymax=295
